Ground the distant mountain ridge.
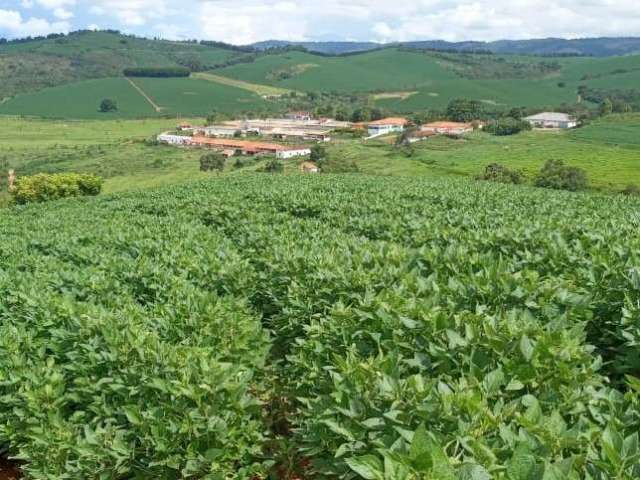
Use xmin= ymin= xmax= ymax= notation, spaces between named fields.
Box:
xmin=251 ymin=37 xmax=640 ymax=57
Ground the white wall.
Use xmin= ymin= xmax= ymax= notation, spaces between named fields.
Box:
xmin=158 ymin=134 xmax=192 ymax=145
xmin=277 ymin=149 xmax=311 ymax=159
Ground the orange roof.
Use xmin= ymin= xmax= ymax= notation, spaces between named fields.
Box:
xmin=368 ymin=117 xmax=409 ymax=126
xmin=423 ymin=121 xmax=473 ymax=129
xmin=190 ymin=136 xmax=287 ymax=151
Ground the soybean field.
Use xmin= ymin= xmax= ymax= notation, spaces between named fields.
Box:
xmin=0 ymin=174 xmax=639 ymax=479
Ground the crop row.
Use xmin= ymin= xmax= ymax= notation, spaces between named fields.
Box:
xmin=0 ymin=174 xmax=639 ymax=479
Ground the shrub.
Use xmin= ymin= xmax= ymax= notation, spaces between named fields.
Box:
xmin=11 ymin=173 xmax=103 ymax=204
xmin=264 ymin=159 xmax=284 ymax=173
xmin=484 ymin=117 xmax=532 ymax=136
xmin=477 ymin=163 xmax=523 ymax=184
xmin=99 ymin=98 xmax=117 ymax=113
xmin=199 ymin=153 xmax=226 ymax=173
xmin=535 ymin=159 xmax=588 ymax=191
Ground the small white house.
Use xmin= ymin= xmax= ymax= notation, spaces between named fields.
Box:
xmin=276 ymin=147 xmax=312 ymax=159
xmin=158 ymin=134 xmax=192 ymax=145
xmin=367 ymin=117 xmax=409 ymax=137
xmin=524 ymin=112 xmax=577 ymax=129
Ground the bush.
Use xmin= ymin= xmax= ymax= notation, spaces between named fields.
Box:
xmin=11 ymin=173 xmax=103 ymax=204
xmin=484 ymin=117 xmax=532 ymax=136
xmin=477 ymin=163 xmax=523 ymax=184
xmin=99 ymin=98 xmax=117 ymax=113
xmin=123 ymin=67 xmax=191 ymax=78
xmin=535 ymin=159 xmax=588 ymax=191
xmin=199 ymin=153 xmax=226 ymax=173
xmin=264 ymin=159 xmax=284 ymax=173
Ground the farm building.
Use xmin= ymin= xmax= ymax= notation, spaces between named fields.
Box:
xmin=188 ymin=136 xmax=310 ymax=159
xmin=287 ymin=111 xmax=313 ymax=121
xmin=524 ymin=112 xmax=577 ymax=129
xmin=368 ymin=117 xmax=409 ymax=137
xmin=409 ymin=130 xmax=437 ymax=143
xmin=277 ymin=147 xmax=312 ymax=159
xmin=158 ymin=134 xmax=192 ymax=145
xmin=421 ymin=122 xmax=474 ymax=135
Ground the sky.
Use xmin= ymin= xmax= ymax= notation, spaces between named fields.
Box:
xmin=0 ymin=0 xmax=639 ymax=45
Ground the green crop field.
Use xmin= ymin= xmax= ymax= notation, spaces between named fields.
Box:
xmin=0 ymin=78 xmax=156 ymax=119
xmin=0 ymin=174 xmax=639 ymax=479
xmin=215 ymin=48 xmax=640 ymax=111
xmin=0 ymin=76 xmax=273 ymax=119
xmin=132 ymin=77 xmax=272 ymax=116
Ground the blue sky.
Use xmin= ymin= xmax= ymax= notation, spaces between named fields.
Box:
xmin=1 ymin=0 xmax=639 ymax=45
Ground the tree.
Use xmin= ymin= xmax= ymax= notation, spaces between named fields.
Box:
xmin=535 ymin=159 xmax=588 ymax=191
xmin=99 ymin=99 xmax=118 ymax=113
xmin=446 ymin=99 xmax=484 ymax=122
xmin=477 ymin=163 xmax=523 ymax=184
xmin=199 ymin=153 xmax=226 ymax=174
xmin=310 ymin=144 xmax=327 ymax=162
xmin=264 ymin=159 xmax=284 ymax=173
xmin=484 ymin=118 xmax=532 ymax=136
xmin=599 ymin=98 xmax=613 ymax=117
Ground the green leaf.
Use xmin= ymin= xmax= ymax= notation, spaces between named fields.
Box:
xmin=507 ymin=445 xmax=539 ymax=480
xmin=346 ymin=455 xmax=384 ymax=480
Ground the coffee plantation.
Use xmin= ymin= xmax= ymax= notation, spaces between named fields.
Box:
xmin=0 ymin=174 xmax=638 ymax=479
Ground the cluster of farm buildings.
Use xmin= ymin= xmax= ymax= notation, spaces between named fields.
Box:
xmin=157 ymin=111 xmax=577 ymax=165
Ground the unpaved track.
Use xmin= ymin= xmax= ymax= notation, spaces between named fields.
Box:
xmin=125 ymin=77 xmax=163 ymax=112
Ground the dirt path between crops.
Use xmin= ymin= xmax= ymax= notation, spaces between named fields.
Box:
xmin=0 ymin=458 xmax=21 ymax=480
xmin=125 ymin=77 xmax=164 ymax=113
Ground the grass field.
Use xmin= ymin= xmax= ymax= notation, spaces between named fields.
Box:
xmin=0 ymin=114 xmax=638 ymax=208
xmin=0 ymin=116 xmax=265 ymax=206
xmin=325 ymin=114 xmax=640 ymax=190
xmin=193 ymin=72 xmax=294 ymax=97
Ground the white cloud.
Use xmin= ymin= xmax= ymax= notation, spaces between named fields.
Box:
xmin=0 ymin=8 xmax=70 ymax=36
xmin=53 ymin=7 xmax=73 ymax=19
xmin=2 ymin=0 xmax=640 ymax=42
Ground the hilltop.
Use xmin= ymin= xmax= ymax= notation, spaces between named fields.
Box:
xmin=252 ymin=37 xmax=640 ymax=56
xmin=1 ymin=31 xmax=640 ymax=119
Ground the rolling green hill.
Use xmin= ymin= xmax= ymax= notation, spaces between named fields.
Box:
xmin=0 ymin=76 xmax=272 ymax=119
xmin=3 ymin=32 xmax=640 ymax=118
xmin=216 ymin=47 xmax=640 ymax=111
xmin=0 ymin=30 xmax=247 ymax=98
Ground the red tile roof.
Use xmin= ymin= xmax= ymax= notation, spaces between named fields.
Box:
xmin=422 ymin=121 xmax=473 ymax=129
xmin=368 ymin=117 xmax=409 ymax=126
xmin=190 ymin=136 xmax=287 ymax=152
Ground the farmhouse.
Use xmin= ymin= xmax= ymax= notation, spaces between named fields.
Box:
xmin=524 ymin=112 xmax=577 ymax=129
xmin=421 ymin=121 xmax=474 ymax=135
xmin=367 ymin=117 xmax=409 ymax=137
